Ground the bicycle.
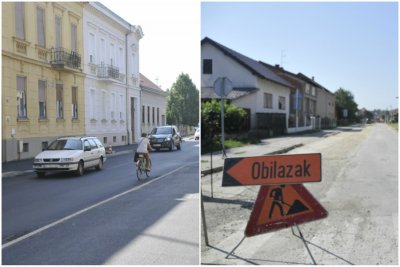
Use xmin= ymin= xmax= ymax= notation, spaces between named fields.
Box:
xmin=136 ymin=153 xmax=151 ymax=180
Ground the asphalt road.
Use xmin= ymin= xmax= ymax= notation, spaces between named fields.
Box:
xmin=3 ymin=140 xmax=199 ymax=264
xmin=201 ymin=123 xmax=398 ymax=265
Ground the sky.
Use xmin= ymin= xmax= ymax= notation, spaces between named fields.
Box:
xmin=100 ymin=0 xmax=200 ymax=91
xmin=202 ymin=2 xmax=398 ymax=111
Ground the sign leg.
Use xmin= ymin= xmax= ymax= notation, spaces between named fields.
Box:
xmin=293 ymin=224 xmax=317 ymax=265
xmin=201 ymin=192 xmax=210 ymax=246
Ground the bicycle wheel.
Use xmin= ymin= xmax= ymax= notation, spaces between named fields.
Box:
xmin=145 ymin=159 xmax=152 ymax=177
xmin=136 ymin=158 xmax=146 ymax=180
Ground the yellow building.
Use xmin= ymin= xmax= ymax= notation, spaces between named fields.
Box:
xmin=2 ymin=2 xmax=85 ymax=162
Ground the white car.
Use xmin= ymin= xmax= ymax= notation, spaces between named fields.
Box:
xmin=194 ymin=128 xmax=200 ymax=140
xmin=33 ymin=137 xmax=106 ymax=177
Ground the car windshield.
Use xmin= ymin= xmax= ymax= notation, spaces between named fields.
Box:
xmin=151 ymin=127 xmax=172 ymax=135
xmin=47 ymin=139 xmax=82 ymax=150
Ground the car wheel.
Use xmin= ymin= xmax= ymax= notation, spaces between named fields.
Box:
xmin=169 ymin=141 xmax=173 ymax=151
xmin=36 ymin=171 xmax=46 ymax=178
xmin=96 ymin=157 xmax=103 ymax=171
xmin=76 ymin=161 xmax=84 ymax=176
xmin=177 ymin=142 xmax=181 ymax=150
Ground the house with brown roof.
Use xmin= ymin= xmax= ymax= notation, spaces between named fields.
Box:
xmin=140 ymin=73 xmax=168 ymax=134
xmin=260 ymin=63 xmax=336 ymax=131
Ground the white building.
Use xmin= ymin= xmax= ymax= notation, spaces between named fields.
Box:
xmin=201 ymin=37 xmax=294 ymax=133
xmin=139 ymin=73 xmax=168 ymax=134
xmin=83 ymin=2 xmax=143 ymax=146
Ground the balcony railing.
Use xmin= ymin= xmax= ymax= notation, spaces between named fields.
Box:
xmin=49 ymin=47 xmax=81 ymax=70
xmin=97 ymin=63 xmax=120 ymax=80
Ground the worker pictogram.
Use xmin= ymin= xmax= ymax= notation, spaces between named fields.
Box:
xmin=222 ymin=153 xmax=321 ymax=186
xmin=245 ymin=184 xmax=328 ymax=237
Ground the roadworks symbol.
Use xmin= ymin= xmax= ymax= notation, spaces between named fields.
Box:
xmin=245 ymin=184 xmax=328 ymax=237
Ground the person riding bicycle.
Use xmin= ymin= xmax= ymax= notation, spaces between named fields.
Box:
xmin=136 ymin=133 xmax=153 ymax=171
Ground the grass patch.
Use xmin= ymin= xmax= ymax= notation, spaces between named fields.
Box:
xmin=286 ymin=129 xmax=321 ymax=136
xmin=387 ymin=123 xmax=398 ymax=131
xmin=201 ymin=137 xmax=260 ymax=154
xmin=201 ymin=160 xmax=208 ymax=163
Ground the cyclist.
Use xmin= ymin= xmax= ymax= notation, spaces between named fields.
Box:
xmin=136 ymin=133 xmax=153 ymax=171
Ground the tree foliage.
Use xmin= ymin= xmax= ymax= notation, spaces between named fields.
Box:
xmin=166 ymin=73 xmax=199 ymax=125
xmin=201 ymin=99 xmax=248 ymax=141
xmin=335 ymin=88 xmax=358 ymax=122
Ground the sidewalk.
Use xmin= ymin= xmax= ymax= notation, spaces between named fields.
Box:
xmin=201 ymin=128 xmax=342 ymax=176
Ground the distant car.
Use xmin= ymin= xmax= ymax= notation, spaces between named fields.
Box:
xmin=33 ymin=136 xmax=106 ymax=177
xmin=194 ymin=128 xmax=200 ymax=140
xmin=149 ymin=125 xmax=182 ymax=151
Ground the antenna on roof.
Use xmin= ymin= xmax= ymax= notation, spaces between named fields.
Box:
xmin=281 ymin=49 xmax=287 ymax=67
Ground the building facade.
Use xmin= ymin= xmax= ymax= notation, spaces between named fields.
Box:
xmin=139 ymin=73 xmax=168 ymax=134
xmin=83 ymin=3 xmax=143 ymax=147
xmin=2 ymin=2 xmax=85 ymax=162
xmin=201 ymin=37 xmax=294 ymax=132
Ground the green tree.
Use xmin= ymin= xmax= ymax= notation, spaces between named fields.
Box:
xmin=335 ymin=88 xmax=358 ymax=123
xmin=166 ymin=73 xmax=199 ymax=125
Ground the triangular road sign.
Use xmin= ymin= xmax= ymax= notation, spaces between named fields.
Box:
xmin=245 ymin=184 xmax=328 ymax=237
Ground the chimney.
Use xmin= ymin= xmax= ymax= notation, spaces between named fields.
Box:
xmin=312 ymin=76 xmax=315 ymax=81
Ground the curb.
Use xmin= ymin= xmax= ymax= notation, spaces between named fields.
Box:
xmin=200 ymin=143 xmax=304 ymax=176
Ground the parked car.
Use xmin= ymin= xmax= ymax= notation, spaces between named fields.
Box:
xmin=194 ymin=127 xmax=200 ymax=140
xmin=33 ymin=136 xmax=106 ymax=177
xmin=149 ymin=125 xmax=182 ymax=151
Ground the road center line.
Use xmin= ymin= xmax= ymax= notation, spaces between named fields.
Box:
xmin=2 ymin=161 xmax=198 ymax=249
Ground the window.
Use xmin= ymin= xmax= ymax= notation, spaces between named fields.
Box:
xmin=113 ymin=136 xmax=116 ymax=143
xmin=17 ymin=76 xmax=27 ymax=118
xmin=118 ymin=47 xmax=123 ymax=70
xmin=71 ymin=24 xmax=77 ymax=52
xmin=152 ymin=107 xmax=155 ymax=124
xmin=279 ymin=96 xmax=286 ymax=110
xmin=103 ymin=137 xmax=107 ymax=144
xmin=90 ymin=89 xmax=95 ymax=119
xmin=109 ymin=43 xmax=114 ymax=66
xmin=119 ymin=95 xmax=123 ymax=119
xmin=305 ymin=84 xmax=310 ymax=95
xmin=88 ymin=139 xmax=97 ymax=149
xmin=264 ymin=93 xmax=272 ymax=109
xmin=311 ymin=87 xmax=316 ymax=96
xmin=38 ymin=80 xmax=46 ymax=119
xmin=147 ymin=106 xmax=150 ymax=124
xmin=89 ymin=33 xmax=95 ymax=63
xmin=203 ymin=59 xmax=212 ymax=74
xmin=100 ymin=38 xmax=105 ymax=64
xmin=15 ymin=2 xmax=25 ymax=40
xmin=72 ymin=87 xmax=78 ymax=119
xmin=142 ymin=105 xmax=145 ymax=123
xmin=23 ymin=143 xmax=29 ymax=152
xmin=56 ymin=84 xmax=63 ymax=119
xmin=157 ymin=107 xmax=160 ymax=125
xmin=55 ymin=16 xmax=62 ymax=48
xmin=110 ymin=93 xmax=115 ymax=119
xmin=36 ymin=7 xmax=45 ymax=47
xmin=102 ymin=91 xmax=106 ymax=119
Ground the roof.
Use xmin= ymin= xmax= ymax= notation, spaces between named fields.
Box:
xmin=201 ymin=87 xmax=258 ymax=100
xmin=297 ymin=73 xmax=334 ymax=95
xmin=202 ymin=37 xmax=295 ymax=90
xmin=139 ymin=73 xmax=167 ymax=96
xmin=259 ymin=61 xmax=303 ymax=89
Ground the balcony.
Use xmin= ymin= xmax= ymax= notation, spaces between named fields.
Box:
xmin=49 ymin=47 xmax=81 ymax=71
xmin=97 ymin=63 xmax=120 ymax=81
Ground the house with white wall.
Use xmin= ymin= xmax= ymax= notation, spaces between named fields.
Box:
xmin=139 ymin=73 xmax=167 ymax=134
xmin=201 ymin=37 xmax=294 ymax=133
xmin=83 ymin=2 xmax=143 ymax=147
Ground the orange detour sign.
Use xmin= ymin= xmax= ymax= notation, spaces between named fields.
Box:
xmin=222 ymin=153 xmax=321 ymax=186
xmin=245 ymin=184 xmax=328 ymax=237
